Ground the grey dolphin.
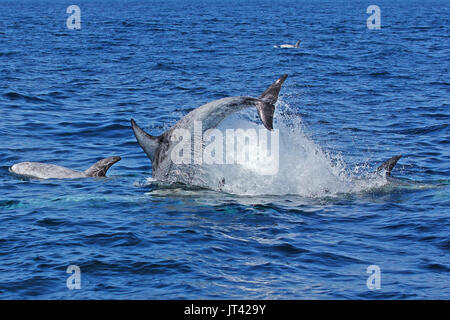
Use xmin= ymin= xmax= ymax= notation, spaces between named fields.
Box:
xmin=276 ymin=40 xmax=301 ymax=48
xmin=377 ymin=155 xmax=402 ymax=177
xmin=131 ymin=74 xmax=288 ymax=181
xmin=10 ymin=156 xmax=121 ymax=179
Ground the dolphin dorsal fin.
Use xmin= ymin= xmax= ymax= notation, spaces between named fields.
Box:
xmin=84 ymin=156 xmax=121 ymax=177
xmin=376 ymin=155 xmax=402 ymax=177
xmin=257 ymin=74 xmax=288 ymax=130
xmin=131 ymin=119 xmax=161 ymax=162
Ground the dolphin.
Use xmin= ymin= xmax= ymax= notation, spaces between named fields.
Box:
xmin=131 ymin=74 xmax=288 ymax=182
xmin=376 ymin=154 xmax=402 ymax=177
xmin=276 ymin=40 xmax=301 ymax=48
xmin=10 ymin=156 xmax=121 ymax=179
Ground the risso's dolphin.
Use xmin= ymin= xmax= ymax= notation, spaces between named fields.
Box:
xmin=275 ymin=40 xmax=301 ymax=48
xmin=376 ymin=154 xmax=402 ymax=177
xmin=131 ymin=74 xmax=288 ymax=182
xmin=10 ymin=156 xmax=121 ymax=179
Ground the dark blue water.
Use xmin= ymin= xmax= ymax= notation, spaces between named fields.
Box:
xmin=0 ymin=0 xmax=449 ymax=299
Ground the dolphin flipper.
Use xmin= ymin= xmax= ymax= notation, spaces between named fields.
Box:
xmin=84 ymin=156 xmax=121 ymax=177
xmin=131 ymin=119 xmax=162 ymax=162
xmin=376 ymin=155 xmax=402 ymax=177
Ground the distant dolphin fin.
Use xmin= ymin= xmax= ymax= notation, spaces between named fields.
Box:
xmin=84 ymin=156 xmax=121 ymax=177
xmin=131 ymin=119 xmax=161 ymax=162
xmin=257 ymin=74 xmax=288 ymax=130
xmin=376 ymin=155 xmax=402 ymax=177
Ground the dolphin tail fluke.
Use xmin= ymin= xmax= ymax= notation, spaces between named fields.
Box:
xmin=84 ymin=156 xmax=121 ymax=177
xmin=295 ymin=40 xmax=301 ymax=48
xmin=376 ymin=155 xmax=402 ymax=177
xmin=259 ymin=74 xmax=288 ymax=105
xmin=257 ymin=74 xmax=288 ymax=130
xmin=131 ymin=119 xmax=161 ymax=162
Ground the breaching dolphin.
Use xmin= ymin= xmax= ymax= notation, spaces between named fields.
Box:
xmin=10 ymin=156 xmax=121 ymax=179
xmin=275 ymin=40 xmax=301 ymax=48
xmin=131 ymin=74 xmax=403 ymax=187
xmin=131 ymin=74 xmax=288 ymax=182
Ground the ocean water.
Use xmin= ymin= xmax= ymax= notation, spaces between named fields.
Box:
xmin=0 ymin=0 xmax=449 ymax=299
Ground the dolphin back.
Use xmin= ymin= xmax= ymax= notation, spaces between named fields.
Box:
xmin=10 ymin=162 xmax=86 ymax=179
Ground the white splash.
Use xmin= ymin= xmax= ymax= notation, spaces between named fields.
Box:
xmin=147 ymin=100 xmax=389 ymax=197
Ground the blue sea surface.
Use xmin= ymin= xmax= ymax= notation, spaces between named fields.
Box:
xmin=0 ymin=0 xmax=449 ymax=299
